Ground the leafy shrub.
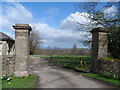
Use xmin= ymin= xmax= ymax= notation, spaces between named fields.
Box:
xmin=1 ymin=72 xmax=14 ymax=86
xmin=108 ymin=26 xmax=120 ymax=59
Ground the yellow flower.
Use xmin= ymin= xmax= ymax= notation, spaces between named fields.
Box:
xmin=8 ymin=82 xmax=11 ymax=84
xmin=25 ymin=76 xmax=28 ymax=79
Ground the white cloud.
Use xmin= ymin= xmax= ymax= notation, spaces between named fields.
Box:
xmin=1 ymin=2 xmax=33 ymax=31
xmin=31 ymin=23 xmax=87 ymax=48
xmin=103 ymin=5 xmax=118 ymax=19
xmin=6 ymin=3 xmax=33 ymax=22
xmin=60 ymin=12 xmax=96 ymax=32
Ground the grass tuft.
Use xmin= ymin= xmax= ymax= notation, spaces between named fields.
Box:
xmin=2 ymin=74 xmax=38 ymax=88
xmin=81 ymin=73 xmax=120 ymax=87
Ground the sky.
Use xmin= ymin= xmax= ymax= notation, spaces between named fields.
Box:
xmin=1 ymin=2 xmax=118 ymax=49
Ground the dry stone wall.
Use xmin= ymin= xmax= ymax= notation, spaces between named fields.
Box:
xmin=98 ymin=59 xmax=120 ymax=77
xmin=2 ymin=55 xmax=15 ymax=75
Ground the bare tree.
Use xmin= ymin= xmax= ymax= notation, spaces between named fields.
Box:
xmin=71 ymin=43 xmax=77 ymax=55
xmin=75 ymin=2 xmax=119 ymax=28
xmin=30 ymin=30 xmax=43 ymax=55
xmin=73 ymin=2 xmax=120 ymax=48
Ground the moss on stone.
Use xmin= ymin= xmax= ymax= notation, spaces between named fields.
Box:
xmin=100 ymin=58 xmax=120 ymax=61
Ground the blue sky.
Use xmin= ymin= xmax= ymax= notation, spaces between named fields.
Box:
xmin=20 ymin=2 xmax=78 ymax=27
xmin=1 ymin=2 xmax=118 ymax=48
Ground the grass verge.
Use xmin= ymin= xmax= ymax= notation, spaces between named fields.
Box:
xmin=2 ymin=74 xmax=38 ymax=88
xmin=50 ymin=59 xmax=91 ymax=72
xmin=81 ymin=73 xmax=120 ymax=87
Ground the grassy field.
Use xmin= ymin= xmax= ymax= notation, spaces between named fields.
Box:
xmin=38 ymin=55 xmax=91 ymax=72
xmin=37 ymin=55 xmax=91 ymax=58
xmin=2 ymin=74 xmax=38 ymax=88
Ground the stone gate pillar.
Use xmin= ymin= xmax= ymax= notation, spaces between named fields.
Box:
xmin=90 ymin=27 xmax=108 ymax=73
xmin=13 ymin=24 xmax=31 ymax=77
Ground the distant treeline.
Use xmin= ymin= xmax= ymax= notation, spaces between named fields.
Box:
xmin=35 ymin=48 xmax=91 ymax=55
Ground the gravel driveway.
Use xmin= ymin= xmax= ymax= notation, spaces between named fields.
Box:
xmin=29 ymin=56 xmax=115 ymax=88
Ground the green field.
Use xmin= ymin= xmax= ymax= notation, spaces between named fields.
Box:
xmin=39 ymin=55 xmax=91 ymax=72
xmin=37 ymin=55 xmax=91 ymax=58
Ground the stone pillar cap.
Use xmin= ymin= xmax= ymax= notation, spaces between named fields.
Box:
xmin=90 ymin=27 xmax=109 ymax=33
xmin=13 ymin=24 xmax=32 ymax=31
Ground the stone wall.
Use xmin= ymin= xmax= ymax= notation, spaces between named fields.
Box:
xmin=2 ymin=55 xmax=15 ymax=75
xmin=98 ymin=59 xmax=120 ymax=77
xmin=0 ymin=41 xmax=8 ymax=55
xmin=0 ymin=56 xmax=2 ymax=77
xmin=0 ymin=39 xmax=15 ymax=77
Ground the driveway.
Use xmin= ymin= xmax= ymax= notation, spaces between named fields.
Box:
xmin=29 ymin=56 xmax=115 ymax=88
